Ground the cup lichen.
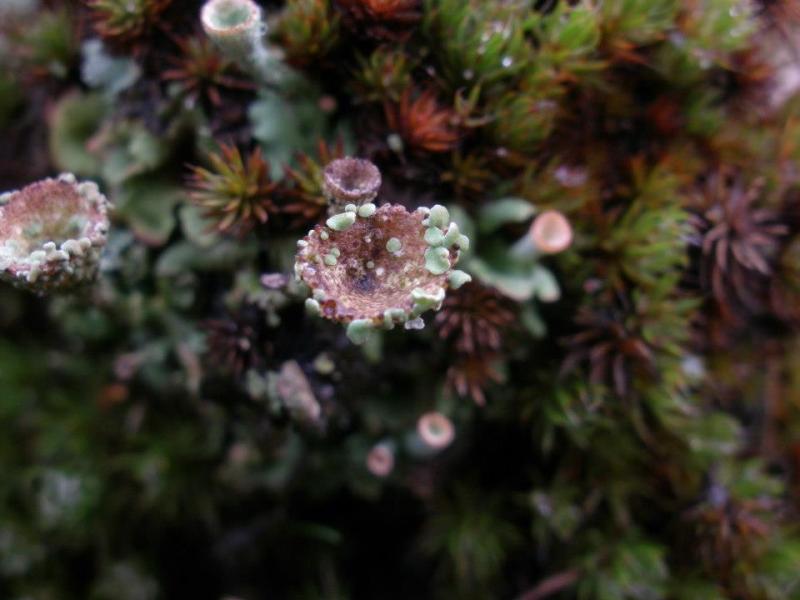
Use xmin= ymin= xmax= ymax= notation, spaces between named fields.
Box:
xmin=295 ymin=177 xmax=469 ymax=344
xmin=530 ymin=209 xmax=573 ymax=254
xmin=200 ymin=0 xmax=269 ymax=75
xmin=0 ymin=174 xmax=111 ymax=294
xmin=322 ymin=157 xmax=382 ymax=206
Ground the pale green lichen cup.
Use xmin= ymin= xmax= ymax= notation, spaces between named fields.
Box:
xmin=201 ymin=0 xmax=265 ymax=64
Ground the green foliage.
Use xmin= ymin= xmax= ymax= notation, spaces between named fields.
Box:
xmin=673 ymin=411 xmax=742 ymax=464
xmin=421 ymin=487 xmax=521 ymax=597
xmin=528 ymin=381 xmax=611 ymax=453
xmin=48 ymin=92 xmax=109 ymax=176
xmin=529 ymin=482 xmax=587 ymax=547
xmin=99 ymin=121 xmax=170 ymax=186
xmin=81 ymin=39 xmax=141 ymax=97
xmin=531 ymin=3 xmax=605 ymax=83
xmin=489 ymin=86 xmax=562 ymax=153
xmin=671 ymin=0 xmax=755 ymax=73
xmin=114 ymin=176 xmax=184 ymax=246
xmin=249 ymin=83 xmax=330 ymax=172
xmin=0 ymin=70 xmax=22 ymax=127
xmin=11 ymin=7 xmax=79 ymax=78
xmin=577 ymin=535 xmax=669 ymax=600
xmin=752 ymin=540 xmax=800 ymax=600
xmin=599 ymin=186 xmax=690 ymax=293
xmin=273 ymin=0 xmax=340 ymax=66
xmin=601 ymin=0 xmax=677 ymax=46
xmin=351 ymin=47 xmax=414 ymax=103
xmin=88 ymin=0 xmax=164 ymax=41
xmin=669 ymin=579 xmax=727 ymax=600
xmin=423 ymin=0 xmax=534 ymax=93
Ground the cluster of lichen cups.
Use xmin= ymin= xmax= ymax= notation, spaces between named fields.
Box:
xmin=295 ymin=158 xmax=471 ymax=345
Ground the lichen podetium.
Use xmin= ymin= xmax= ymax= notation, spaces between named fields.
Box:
xmin=0 ymin=174 xmax=111 ymax=294
xmin=295 ymin=182 xmax=470 ymax=344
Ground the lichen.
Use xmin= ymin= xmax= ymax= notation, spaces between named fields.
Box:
xmin=0 ymin=174 xmax=111 ymax=294
xmin=295 ymin=200 xmax=467 ymax=344
xmin=201 ymin=0 xmax=263 ymax=54
xmin=530 ymin=209 xmax=573 ymax=254
xmin=326 ymin=211 xmax=356 ymax=231
xmin=322 ymin=157 xmax=382 ymax=206
xmin=416 ymin=411 xmax=455 ymax=451
xmin=200 ymin=0 xmax=277 ymax=81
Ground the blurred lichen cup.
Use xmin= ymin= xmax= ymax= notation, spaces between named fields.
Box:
xmin=0 ymin=174 xmax=111 ymax=294
xmin=201 ymin=0 xmax=266 ymax=67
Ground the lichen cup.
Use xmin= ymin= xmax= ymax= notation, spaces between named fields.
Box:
xmin=0 ymin=174 xmax=111 ymax=293
xmin=296 ymin=201 xmax=471 ymax=344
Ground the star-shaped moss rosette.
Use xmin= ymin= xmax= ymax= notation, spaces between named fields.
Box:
xmin=0 ymin=174 xmax=111 ymax=294
xmin=295 ymin=201 xmax=471 ymax=345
